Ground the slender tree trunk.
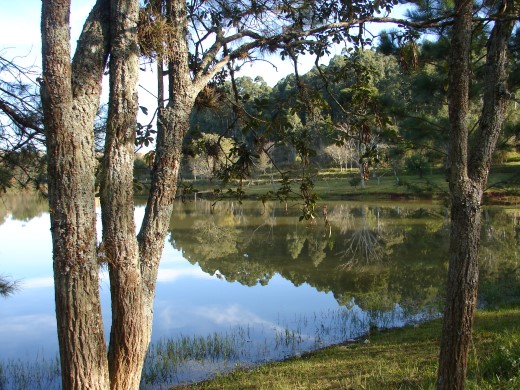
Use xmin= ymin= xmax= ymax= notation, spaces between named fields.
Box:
xmin=138 ymin=0 xmax=196 ymax=347
xmin=41 ymin=0 xmax=111 ymax=388
xmin=437 ymin=1 xmax=515 ymax=388
xmin=99 ymin=0 xmax=144 ymax=388
xmin=438 ymin=185 xmax=482 ymax=389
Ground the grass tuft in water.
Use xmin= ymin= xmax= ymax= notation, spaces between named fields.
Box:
xmin=142 ymin=329 xmax=247 ymax=387
xmin=0 ymin=306 xmax=439 ymax=389
xmin=0 ymin=354 xmax=61 ymax=390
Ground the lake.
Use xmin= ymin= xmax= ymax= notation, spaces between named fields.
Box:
xmin=1 ymin=193 xmax=519 ymax=388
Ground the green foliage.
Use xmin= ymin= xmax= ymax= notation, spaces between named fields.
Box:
xmin=0 ymin=165 xmax=13 ymax=193
xmin=0 ymin=149 xmax=46 ymax=193
xmin=349 ymin=176 xmax=362 ymax=188
xmin=0 ymin=55 xmax=48 ymax=194
xmin=405 ymin=154 xmax=431 ymax=178
xmin=299 ymin=177 xmax=318 ymax=221
xmin=226 ymin=142 xmax=257 ymax=181
xmin=133 ymin=157 xmax=150 ymax=177
xmin=182 ymin=24 xmax=519 ymax=205
xmin=135 ymin=121 xmax=156 ymax=148
xmin=178 ymin=184 xmax=199 ymax=202
xmin=185 ymin=133 xmax=234 ymax=180
xmin=482 ymin=334 xmax=520 ymax=381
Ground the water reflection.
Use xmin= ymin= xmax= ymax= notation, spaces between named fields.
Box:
xmin=0 ymin=192 xmax=48 ymax=224
xmin=478 ymin=208 xmax=520 ymax=307
xmin=168 ymin=201 xmax=451 ymax=314
xmin=1 ymin=196 xmax=519 ymax=389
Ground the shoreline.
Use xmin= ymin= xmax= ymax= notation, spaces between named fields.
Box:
xmin=172 ymin=308 xmax=520 ymax=389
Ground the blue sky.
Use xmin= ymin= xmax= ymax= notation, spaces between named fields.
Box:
xmin=0 ymin=0 xmax=343 ymax=86
xmin=0 ymin=0 xmax=96 ymax=66
xmin=0 ymin=2 xmax=407 ymax=96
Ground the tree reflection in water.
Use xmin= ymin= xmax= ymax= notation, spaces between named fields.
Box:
xmin=330 ymin=205 xmax=388 ymax=269
xmin=170 ymin=200 xmax=517 ymax=315
xmin=169 ymin=200 xmax=454 ymax=314
xmin=0 ymin=192 xmax=48 ymax=225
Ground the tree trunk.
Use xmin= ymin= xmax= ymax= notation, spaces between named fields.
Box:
xmin=437 ymin=0 xmax=515 ymax=388
xmin=137 ymin=0 xmax=196 ymax=347
xmin=41 ymin=0 xmax=111 ymax=388
xmin=99 ymin=0 xmax=144 ymax=388
xmin=437 ymin=184 xmax=482 ymax=389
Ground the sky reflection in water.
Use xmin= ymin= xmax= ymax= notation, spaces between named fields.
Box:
xmin=1 ymin=198 xmax=518 ymax=386
xmin=0 ymin=204 xmax=342 ymax=361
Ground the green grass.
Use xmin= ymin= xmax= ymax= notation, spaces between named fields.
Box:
xmin=184 ymin=167 xmax=520 ymax=204
xmin=173 ymin=308 xmax=520 ymax=389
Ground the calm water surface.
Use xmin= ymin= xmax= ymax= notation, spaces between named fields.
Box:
xmin=1 ymin=194 xmax=519 ymax=388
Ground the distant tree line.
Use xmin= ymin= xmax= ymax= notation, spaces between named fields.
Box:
xmin=181 ymin=33 xmax=519 ymax=185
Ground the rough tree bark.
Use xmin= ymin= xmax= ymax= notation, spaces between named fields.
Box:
xmin=40 ymin=0 xmax=234 ymax=387
xmin=102 ymin=0 xmax=207 ymax=387
xmin=137 ymin=0 xmax=197 ymax=344
xmin=437 ymin=1 xmax=515 ymax=388
xmin=99 ymin=0 xmax=144 ymax=388
xmin=41 ymin=0 xmax=111 ymax=388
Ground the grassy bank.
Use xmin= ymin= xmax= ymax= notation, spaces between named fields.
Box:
xmin=174 ymin=308 xmax=520 ymax=389
xmin=180 ymin=166 xmax=520 ymax=205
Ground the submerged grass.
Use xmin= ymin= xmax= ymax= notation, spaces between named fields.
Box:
xmin=0 ymin=354 xmax=61 ymax=390
xmin=142 ymin=306 xmax=417 ymax=387
xmin=175 ymin=308 xmax=520 ymax=390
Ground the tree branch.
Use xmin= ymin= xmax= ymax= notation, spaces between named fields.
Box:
xmin=468 ymin=1 xmax=516 ymax=183
xmin=71 ymin=0 xmax=111 ymax=100
xmin=0 ymin=99 xmax=43 ymax=134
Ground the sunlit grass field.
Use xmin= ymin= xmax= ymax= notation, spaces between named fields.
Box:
xmin=183 ymin=165 xmax=520 ymax=205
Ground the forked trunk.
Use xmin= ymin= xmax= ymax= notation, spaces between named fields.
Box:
xmin=437 ymin=0 xmax=515 ymax=388
xmin=41 ymin=0 xmax=111 ymax=388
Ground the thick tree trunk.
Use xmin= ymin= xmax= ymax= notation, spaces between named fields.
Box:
xmin=99 ymin=0 xmax=144 ymax=388
xmin=437 ymin=1 xmax=515 ymax=388
xmin=41 ymin=0 xmax=111 ymax=388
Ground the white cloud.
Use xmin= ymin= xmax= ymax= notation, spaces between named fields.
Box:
xmin=0 ymin=314 xmax=55 ymax=334
xmin=193 ymin=304 xmax=269 ymax=327
xmin=157 ymin=267 xmax=214 ymax=283
xmin=21 ymin=277 xmax=54 ymax=289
